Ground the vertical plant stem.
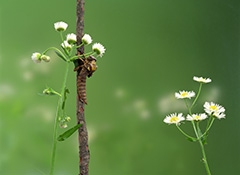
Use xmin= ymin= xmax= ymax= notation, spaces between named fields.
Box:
xmin=76 ymin=1 xmax=90 ymax=175
xmin=50 ymin=62 xmax=70 ymax=175
xmin=185 ymin=97 xmax=211 ymax=174
xmin=185 ymin=99 xmax=198 ymax=135
xmin=191 ymin=83 xmax=202 ymax=109
xmin=196 ymin=123 xmax=211 ymax=175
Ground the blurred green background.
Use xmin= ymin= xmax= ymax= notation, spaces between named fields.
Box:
xmin=0 ymin=0 xmax=239 ymax=174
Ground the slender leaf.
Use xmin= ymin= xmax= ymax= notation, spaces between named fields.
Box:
xmin=57 ymin=124 xmax=82 ymax=141
xmin=186 ymin=137 xmax=197 ymax=142
xmin=62 ymin=88 xmax=70 ymax=110
xmin=54 ymin=51 xmax=67 ymax=62
xmin=61 ymin=46 xmax=70 ymax=57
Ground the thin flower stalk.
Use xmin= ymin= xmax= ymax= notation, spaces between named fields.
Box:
xmin=50 ymin=62 xmax=70 ymax=175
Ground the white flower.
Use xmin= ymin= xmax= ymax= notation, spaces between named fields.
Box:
xmin=61 ymin=40 xmax=72 ymax=49
xmin=212 ymin=112 xmax=226 ymax=119
xmin=92 ymin=43 xmax=106 ymax=57
xmin=41 ymin=55 xmax=50 ymax=62
xmin=54 ymin=21 xmax=68 ymax=32
xmin=193 ymin=76 xmax=211 ymax=83
xmin=82 ymin=34 xmax=92 ymax=45
xmin=67 ymin=33 xmax=77 ymax=44
xmin=186 ymin=113 xmax=208 ymax=121
xmin=175 ymin=90 xmax=195 ymax=99
xmin=163 ymin=113 xmax=185 ymax=125
xmin=31 ymin=52 xmax=41 ymax=63
xmin=204 ymin=102 xmax=225 ymax=115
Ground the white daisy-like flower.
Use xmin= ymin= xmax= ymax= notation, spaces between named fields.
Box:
xmin=204 ymin=102 xmax=225 ymax=115
xmin=193 ymin=76 xmax=212 ymax=83
xmin=41 ymin=55 xmax=50 ymax=62
xmin=212 ymin=112 xmax=226 ymax=119
xmin=175 ymin=90 xmax=195 ymax=99
xmin=186 ymin=113 xmax=208 ymax=121
xmin=61 ymin=40 xmax=72 ymax=50
xmin=163 ymin=113 xmax=185 ymax=125
xmin=92 ymin=43 xmax=106 ymax=57
xmin=31 ymin=52 xmax=41 ymax=63
xmin=54 ymin=21 xmax=68 ymax=32
xmin=67 ymin=33 xmax=77 ymax=44
xmin=82 ymin=34 xmax=92 ymax=45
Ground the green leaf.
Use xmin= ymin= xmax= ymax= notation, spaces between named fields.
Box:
xmin=61 ymin=46 xmax=70 ymax=57
xmin=186 ymin=137 xmax=197 ymax=142
xmin=54 ymin=51 xmax=67 ymax=62
xmin=202 ymin=133 xmax=209 ymax=145
xmin=57 ymin=123 xmax=82 ymax=141
xmin=62 ymin=88 xmax=70 ymax=110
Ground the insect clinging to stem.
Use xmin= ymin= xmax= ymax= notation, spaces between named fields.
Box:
xmin=74 ymin=54 xmax=98 ymax=104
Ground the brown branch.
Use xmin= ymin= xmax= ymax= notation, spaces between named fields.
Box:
xmin=76 ymin=0 xmax=90 ymax=175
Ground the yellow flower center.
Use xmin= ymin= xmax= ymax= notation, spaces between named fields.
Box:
xmin=209 ymin=106 xmax=218 ymax=111
xmin=181 ymin=92 xmax=189 ymax=97
xmin=195 ymin=116 xmax=200 ymax=120
xmin=170 ymin=117 xmax=179 ymax=122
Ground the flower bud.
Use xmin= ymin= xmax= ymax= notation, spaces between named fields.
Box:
xmin=59 ymin=123 xmax=68 ymax=128
xmin=65 ymin=116 xmax=71 ymax=122
xmin=31 ymin=52 xmax=41 ymax=63
xmin=41 ymin=55 xmax=50 ymax=62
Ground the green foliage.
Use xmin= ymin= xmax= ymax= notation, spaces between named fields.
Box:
xmin=57 ymin=124 xmax=82 ymax=141
xmin=54 ymin=50 xmax=67 ymax=62
xmin=62 ymin=88 xmax=70 ymax=110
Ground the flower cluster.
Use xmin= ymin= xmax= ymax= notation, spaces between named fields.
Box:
xmin=204 ymin=102 xmax=226 ymax=119
xmin=31 ymin=21 xmax=106 ymax=64
xmin=54 ymin=21 xmax=106 ymax=57
xmin=162 ymin=76 xmax=226 ymax=174
xmin=163 ymin=76 xmax=226 ymax=125
xmin=31 ymin=53 xmax=50 ymax=64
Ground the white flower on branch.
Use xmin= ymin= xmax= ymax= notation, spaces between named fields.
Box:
xmin=61 ymin=40 xmax=72 ymax=50
xmin=193 ymin=76 xmax=212 ymax=83
xmin=67 ymin=33 xmax=77 ymax=44
xmin=175 ymin=90 xmax=195 ymax=99
xmin=31 ymin=52 xmax=42 ymax=63
xmin=82 ymin=34 xmax=92 ymax=45
xmin=186 ymin=113 xmax=208 ymax=121
xmin=204 ymin=102 xmax=225 ymax=115
xmin=92 ymin=43 xmax=106 ymax=57
xmin=54 ymin=21 xmax=68 ymax=32
xmin=163 ymin=113 xmax=185 ymax=125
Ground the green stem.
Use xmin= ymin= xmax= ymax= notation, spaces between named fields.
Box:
xmin=60 ymin=33 xmax=70 ymax=57
xmin=196 ymin=123 xmax=211 ymax=175
xmin=60 ymin=32 xmax=65 ymax=45
xmin=75 ymin=43 xmax=84 ymax=48
xmin=184 ymin=99 xmax=198 ymax=140
xmin=184 ymin=99 xmax=191 ymax=115
xmin=191 ymin=83 xmax=202 ymax=110
xmin=85 ymin=51 xmax=95 ymax=56
xmin=42 ymin=47 xmax=67 ymax=61
xmin=53 ymin=91 xmax=61 ymax=97
xmin=50 ymin=62 xmax=70 ymax=175
xmin=183 ymin=84 xmax=211 ymax=174
xmin=199 ymin=117 xmax=215 ymax=140
xmin=176 ymin=125 xmax=196 ymax=140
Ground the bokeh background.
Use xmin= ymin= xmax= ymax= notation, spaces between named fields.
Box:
xmin=0 ymin=0 xmax=240 ymax=174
